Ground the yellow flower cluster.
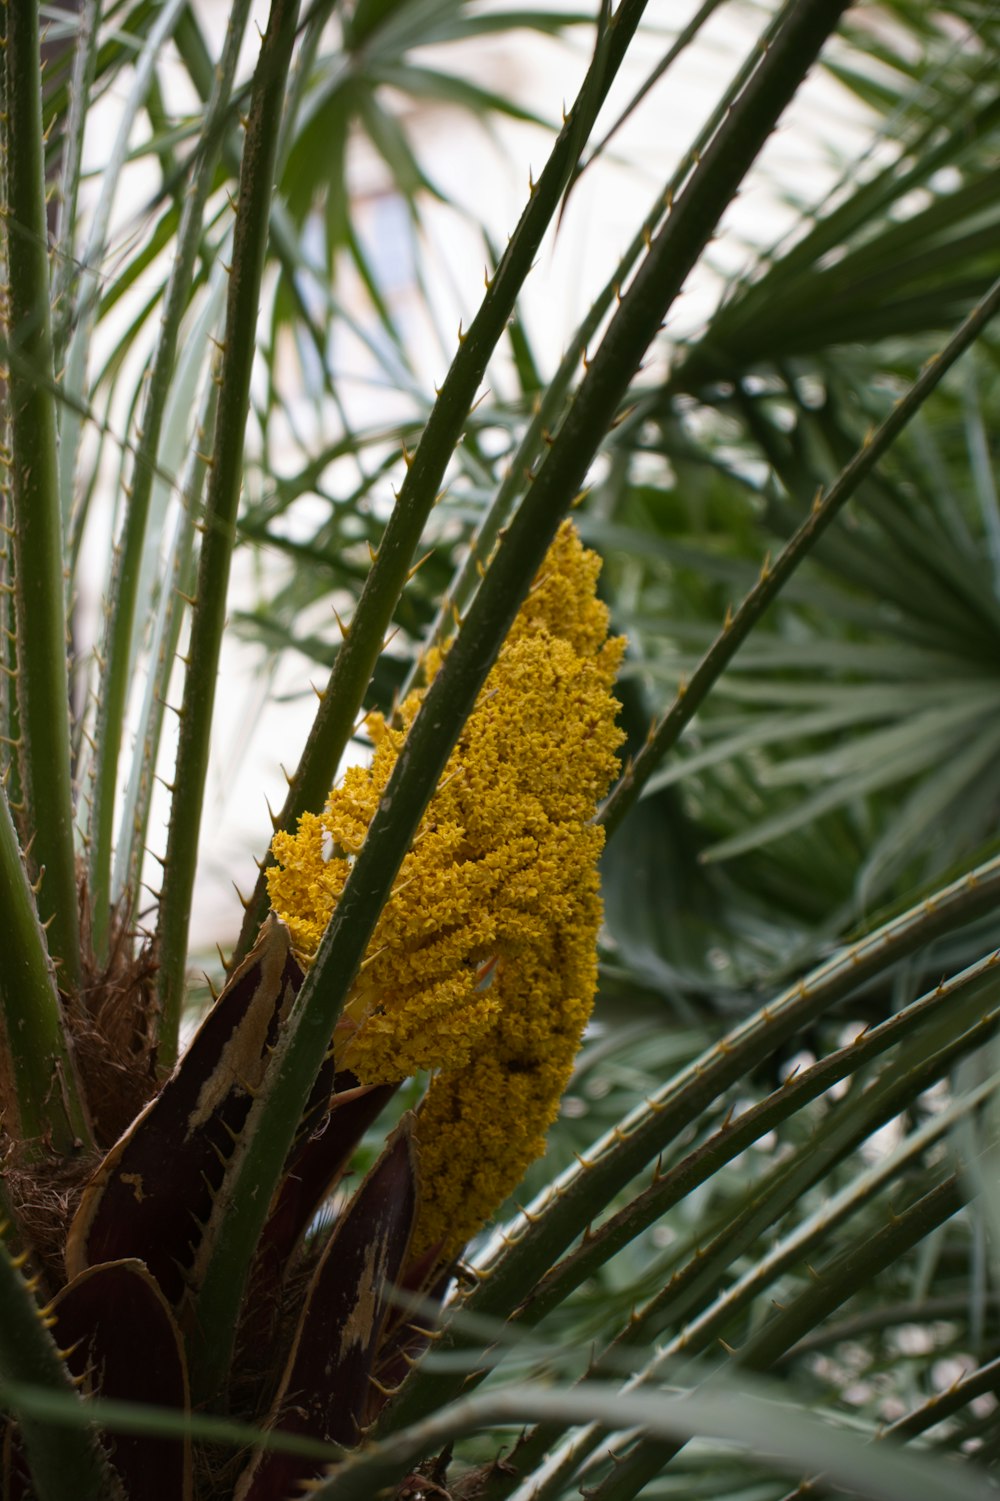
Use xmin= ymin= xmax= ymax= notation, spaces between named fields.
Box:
xmin=267 ymin=521 xmax=623 ymax=1257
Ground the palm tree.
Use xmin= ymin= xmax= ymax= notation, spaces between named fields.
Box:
xmin=1 ymin=1 xmax=999 ymax=1498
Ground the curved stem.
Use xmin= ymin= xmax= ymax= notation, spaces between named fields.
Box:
xmin=598 ymin=272 xmax=1000 ymax=837
xmin=308 ymin=1361 xmax=992 ymax=1501
xmin=587 ymin=1176 xmax=965 ymax=1501
xmin=773 ymin=1351 xmax=1000 ymax=1501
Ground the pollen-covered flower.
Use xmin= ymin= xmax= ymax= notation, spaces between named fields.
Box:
xmin=412 ymin=908 xmax=601 ymax=1257
xmin=267 ymin=520 xmax=623 ymax=1256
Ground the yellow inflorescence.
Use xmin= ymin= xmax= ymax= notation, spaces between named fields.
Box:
xmin=267 ymin=521 xmax=624 ymax=1257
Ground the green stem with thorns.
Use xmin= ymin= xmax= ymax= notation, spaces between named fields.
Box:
xmin=3 ymin=0 xmax=81 ymax=990
xmin=598 ymin=273 xmax=1000 ymax=837
xmin=0 ymin=784 xmax=92 ymax=1156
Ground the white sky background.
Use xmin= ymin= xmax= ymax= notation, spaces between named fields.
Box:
xmin=79 ymin=0 xmax=879 ymax=966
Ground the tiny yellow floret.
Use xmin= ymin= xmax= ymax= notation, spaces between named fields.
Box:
xmin=267 ymin=521 xmax=623 ymax=1257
